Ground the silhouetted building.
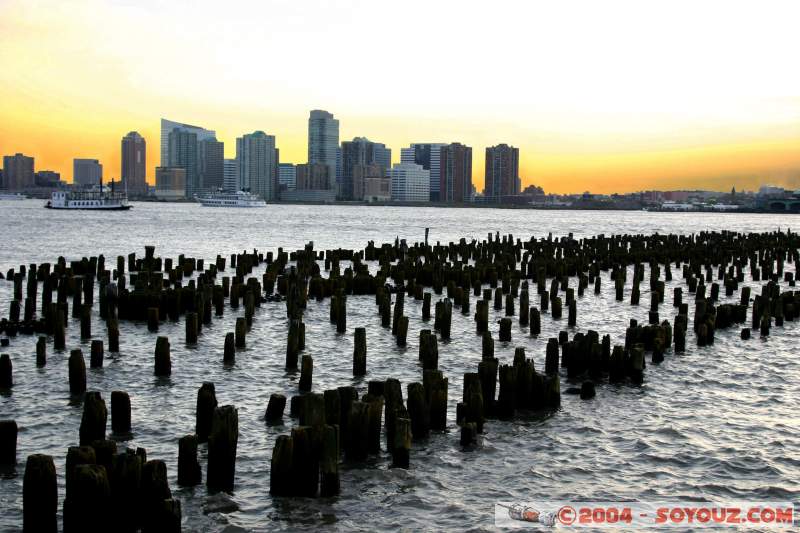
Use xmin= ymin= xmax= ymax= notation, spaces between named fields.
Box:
xmin=160 ymin=118 xmax=215 ymax=166
xmin=390 ymin=162 xmax=430 ymax=202
xmin=440 ymin=143 xmax=472 ymax=203
xmin=73 ymin=158 xmax=103 ymax=188
xmin=2 ymin=153 xmax=34 ymax=190
xmin=278 ymin=163 xmax=296 ymax=190
xmin=198 ymin=138 xmax=225 ymax=192
xmin=340 ymin=137 xmax=391 ymax=199
xmin=167 ymin=129 xmax=198 ymax=197
xmin=308 ymin=110 xmax=339 ymax=187
xmin=401 ymin=143 xmax=446 ymax=201
xmin=236 ymin=131 xmax=278 ymax=200
xmin=155 ymin=166 xmax=186 ymax=200
xmin=485 ymin=144 xmax=519 ymax=202
xmin=35 ymin=170 xmax=61 ymax=187
xmin=121 ymin=131 xmax=147 ymax=195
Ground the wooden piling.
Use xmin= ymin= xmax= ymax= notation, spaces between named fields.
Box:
xmin=207 ymin=405 xmax=238 ymax=492
xmin=0 ymin=420 xmax=17 ymax=464
xmin=23 ymin=454 xmax=57 ymax=533
xmin=196 ymin=382 xmax=218 ymax=443
xmin=265 ymin=393 xmax=286 ymax=423
xmin=154 ymin=337 xmax=171 ymax=377
xmin=299 ymin=354 xmax=313 ymax=391
xmin=353 ymin=327 xmax=367 ymax=376
xmin=177 ymin=434 xmax=201 ymax=486
xmin=69 ymin=349 xmax=87 ymax=396
xmin=90 ymin=339 xmax=103 ymax=369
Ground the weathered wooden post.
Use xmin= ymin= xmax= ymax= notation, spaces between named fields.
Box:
xmin=65 ymin=464 xmax=111 ymax=532
xmin=185 ymin=312 xmax=198 ymax=344
xmin=178 ymin=434 xmax=201 ymax=486
xmin=0 ymin=420 xmax=17 ymax=465
xmin=23 ymin=453 xmax=58 ymax=533
xmin=265 ymin=393 xmax=286 ymax=423
xmin=154 ymin=337 xmax=171 ymax=377
xmin=406 ymin=382 xmax=429 ymax=440
xmin=79 ymin=391 xmax=108 ymax=445
xmin=80 ymin=304 xmax=92 ymax=339
xmin=353 ymin=327 xmax=367 ymax=376
xmin=498 ymin=317 xmax=512 ymax=342
xmin=320 ymin=424 xmax=340 ymax=496
xmin=207 ymin=405 xmax=239 ymax=492
xmin=269 ymin=435 xmax=293 ymax=496
xmin=90 ymin=339 xmax=104 ymax=369
xmin=223 ymin=332 xmax=235 ymax=364
xmin=0 ymin=354 xmax=11 ymax=389
xmin=391 ymin=417 xmax=411 ymax=468
xmin=36 ymin=336 xmax=46 ymax=367
xmin=69 ymin=349 xmax=87 ymax=396
xmin=110 ymin=391 xmax=131 ymax=435
xmin=299 ymin=354 xmax=313 ymax=391
xmin=147 ymin=307 xmax=159 ymax=332
xmin=235 ymin=317 xmax=246 ymax=348
xmin=196 ymin=382 xmax=217 ymax=443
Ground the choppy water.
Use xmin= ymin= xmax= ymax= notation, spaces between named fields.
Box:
xmin=0 ymin=200 xmax=799 ymax=532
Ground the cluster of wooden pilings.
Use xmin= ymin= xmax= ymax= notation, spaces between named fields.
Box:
xmin=1 ymin=230 xmax=800 ymax=525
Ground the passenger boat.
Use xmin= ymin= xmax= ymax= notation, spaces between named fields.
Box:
xmin=197 ymin=190 xmax=266 ymax=207
xmin=45 ymin=183 xmax=131 ymax=210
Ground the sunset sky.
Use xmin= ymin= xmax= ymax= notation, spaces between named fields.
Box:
xmin=1 ymin=0 xmax=799 ymax=194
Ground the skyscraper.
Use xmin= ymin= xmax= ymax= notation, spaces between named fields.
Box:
xmin=485 ymin=144 xmax=520 ymax=202
xmin=73 ymin=158 xmax=103 ymax=188
xmin=308 ymin=110 xmax=339 ymax=187
xmin=339 ymin=137 xmax=391 ymax=200
xmin=160 ymin=118 xmax=215 ymax=166
xmin=440 ymin=143 xmax=473 ymax=203
xmin=400 ymin=143 xmax=446 ymax=201
xmin=223 ymin=158 xmax=238 ymax=192
xmin=198 ymin=138 xmax=225 ymax=192
xmin=236 ymin=131 xmax=278 ymax=200
xmin=167 ymin=129 xmax=198 ymax=197
xmin=390 ymin=162 xmax=430 ymax=202
xmin=2 ymin=153 xmax=34 ymax=190
xmin=121 ymin=131 xmax=147 ymax=195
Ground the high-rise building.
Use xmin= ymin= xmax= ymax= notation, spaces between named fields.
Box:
xmin=295 ymin=163 xmax=330 ymax=190
xmin=485 ymin=144 xmax=520 ymax=202
xmin=390 ymin=162 xmax=430 ymax=202
xmin=35 ymin=170 xmax=61 ymax=187
xmin=198 ymin=138 xmax=224 ymax=192
xmin=73 ymin=158 xmax=103 ymax=188
xmin=155 ymin=167 xmax=187 ymax=200
xmin=160 ymin=118 xmax=215 ymax=166
xmin=352 ymin=163 xmax=383 ymax=201
xmin=440 ymin=143 xmax=472 ymax=203
xmin=167 ymin=129 xmax=198 ymax=197
xmin=401 ymin=143 xmax=446 ymax=201
xmin=236 ymin=131 xmax=278 ymax=200
xmin=308 ymin=110 xmax=339 ymax=186
xmin=223 ymin=158 xmax=238 ymax=192
xmin=340 ymin=137 xmax=391 ymax=200
xmin=2 ymin=153 xmax=34 ymax=190
xmin=278 ymin=163 xmax=296 ymax=190
xmin=121 ymin=131 xmax=147 ymax=195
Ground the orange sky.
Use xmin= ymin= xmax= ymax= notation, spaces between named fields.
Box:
xmin=1 ymin=0 xmax=799 ymax=194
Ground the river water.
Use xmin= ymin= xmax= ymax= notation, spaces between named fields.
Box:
xmin=0 ymin=200 xmax=798 ymax=532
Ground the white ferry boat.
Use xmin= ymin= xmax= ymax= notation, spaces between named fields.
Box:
xmin=45 ymin=188 xmax=131 ymax=210
xmin=197 ymin=190 xmax=266 ymax=207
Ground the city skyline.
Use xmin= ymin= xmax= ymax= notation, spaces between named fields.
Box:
xmin=1 ymin=0 xmax=799 ymax=194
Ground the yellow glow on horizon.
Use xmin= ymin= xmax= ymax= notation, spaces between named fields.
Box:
xmin=1 ymin=0 xmax=799 ymax=194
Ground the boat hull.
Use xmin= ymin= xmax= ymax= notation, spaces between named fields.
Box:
xmin=45 ymin=205 xmax=132 ymax=210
